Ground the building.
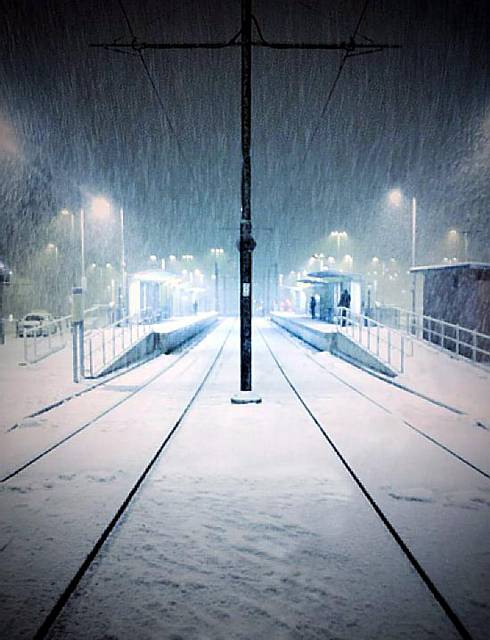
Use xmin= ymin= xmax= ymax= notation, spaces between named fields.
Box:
xmin=410 ymin=262 xmax=490 ymax=361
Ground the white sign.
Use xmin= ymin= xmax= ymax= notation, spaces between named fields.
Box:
xmin=242 ymin=282 xmax=250 ymax=297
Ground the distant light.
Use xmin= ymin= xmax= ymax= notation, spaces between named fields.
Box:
xmin=344 ymin=254 xmax=353 ymax=263
xmin=106 ymin=262 xmax=112 ymax=269
xmin=388 ymin=189 xmax=403 ymax=206
xmin=91 ymin=262 xmax=97 ymax=268
xmin=91 ymin=196 xmax=111 ymax=218
xmin=149 ymin=255 xmax=157 ymax=262
xmin=372 ymin=256 xmax=379 ymax=263
xmin=448 ymin=229 xmax=458 ymax=237
xmin=60 ymin=209 xmax=70 ymax=216
xmin=169 ymin=255 xmax=176 ymax=262
xmin=46 ymin=243 xmax=56 ymax=251
xmin=182 ymin=254 xmax=194 ymax=261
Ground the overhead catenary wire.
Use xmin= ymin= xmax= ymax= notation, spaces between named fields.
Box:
xmin=300 ymin=0 xmax=372 ymax=166
xmin=116 ymin=0 xmax=199 ymax=190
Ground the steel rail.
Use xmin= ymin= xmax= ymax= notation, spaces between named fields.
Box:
xmin=258 ymin=325 xmax=475 ymax=640
xmin=32 ymin=320 xmax=234 ymax=639
xmin=6 ymin=320 xmax=216 ymax=433
xmin=269 ymin=322 xmax=489 ymax=479
xmin=1 ymin=322 xmax=225 ymax=483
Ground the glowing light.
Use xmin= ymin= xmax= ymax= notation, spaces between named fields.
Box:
xmin=388 ymin=189 xmax=403 ymax=206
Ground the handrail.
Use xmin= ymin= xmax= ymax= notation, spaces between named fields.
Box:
xmin=370 ymin=305 xmax=490 ymax=367
xmin=336 ymin=307 xmax=413 ymax=374
xmin=82 ymin=309 xmax=157 ymax=377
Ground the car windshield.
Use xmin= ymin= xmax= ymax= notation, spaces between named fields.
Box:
xmin=25 ymin=315 xmax=44 ymax=322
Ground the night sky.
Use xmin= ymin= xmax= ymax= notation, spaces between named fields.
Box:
xmin=1 ymin=0 xmax=489 ymax=278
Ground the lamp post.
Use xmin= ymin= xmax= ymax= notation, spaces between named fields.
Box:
xmin=329 ymin=231 xmax=348 ymax=262
xmin=388 ymin=189 xmax=417 ymax=315
xmin=211 ymin=248 xmax=224 ymax=312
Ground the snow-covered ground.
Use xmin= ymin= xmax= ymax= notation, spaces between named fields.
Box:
xmin=274 ymin=312 xmax=490 ymax=422
xmin=0 ymin=313 xmax=217 ymax=431
xmin=1 ymin=318 xmax=489 ymax=639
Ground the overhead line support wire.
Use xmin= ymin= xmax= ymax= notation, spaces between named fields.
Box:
xmin=115 ymin=0 xmax=199 ymax=189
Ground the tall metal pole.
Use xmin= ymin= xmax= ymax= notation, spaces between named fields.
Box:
xmin=232 ymin=0 xmax=259 ymax=403
xmin=80 ymin=208 xmax=86 ymax=291
xmin=214 ymin=259 xmax=219 ymax=312
xmin=120 ymin=207 xmax=127 ymax=317
xmin=410 ymin=196 xmax=417 ymax=316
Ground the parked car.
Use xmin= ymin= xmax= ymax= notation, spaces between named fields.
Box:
xmin=17 ymin=311 xmax=57 ymax=337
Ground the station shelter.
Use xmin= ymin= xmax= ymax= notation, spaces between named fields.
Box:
xmin=298 ymin=270 xmax=365 ymax=322
xmin=128 ymin=270 xmax=208 ymax=321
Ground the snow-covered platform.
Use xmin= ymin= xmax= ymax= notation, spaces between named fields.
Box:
xmin=271 ymin=311 xmax=397 ymax=376
xmin=95 ymin=311 xmax=219 ymax=377
xmin=1 ymin=319 xmax=488 ymax=639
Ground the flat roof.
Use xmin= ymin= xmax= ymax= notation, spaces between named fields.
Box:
xmin=410 ymin=262 xmax=490 ymax=274
xmin=306 ymin=270 xmax=363 ymax=282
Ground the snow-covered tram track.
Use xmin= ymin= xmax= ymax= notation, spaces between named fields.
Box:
xmin=29 ymin=320 xmax=234 ymax=640
xmin=5 ymin=319 xmax=217 ymax=434
xmin=271 ymin=321 xmax=490 ymax=480
xmin=0 ymin=321 xmax=225 ymax=484
xmin=258 ymin=324 xmax=476 ymax=640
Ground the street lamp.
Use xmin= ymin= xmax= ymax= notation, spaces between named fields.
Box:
xmin=387 ymin=189 xmax=417 ymax=314
xmin=211 ymin=248 xmax=224 ymax=312
xmin=329 ymin=230 xmax=348 ymax=261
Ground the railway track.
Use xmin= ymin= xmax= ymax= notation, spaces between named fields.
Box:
xmin=32 ymin=320 xmax=234 ymax=639
xmin=4 ymin=319 xmax=485 ymax=639
xmin=6 ymin=320 xmax=217 ymax=434
xmin=258 ymin=325 xmax=475 ymax=640
xmin=1 ymin=321 xmax=228 ymax=483
xmin=271 ymin=321 xmax=490 ymax=480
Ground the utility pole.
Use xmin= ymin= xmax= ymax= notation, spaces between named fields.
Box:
xmin=91 ymin=0 xmax=398 ymax=402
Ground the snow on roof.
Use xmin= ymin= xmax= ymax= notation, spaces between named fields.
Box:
xmin=410 ymin=262 xmax=490 ymax=273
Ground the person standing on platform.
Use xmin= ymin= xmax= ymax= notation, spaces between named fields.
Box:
xmin=339 ymin=289 xmax=351 ymax=326
xmin=309 ymin=295 xmax=317 ymax=320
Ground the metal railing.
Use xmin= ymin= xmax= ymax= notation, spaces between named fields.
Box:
xmin=22 ymin=304 xmax=113 ymax=364
xmin=83 ymin=308 xmax=157 ymax=378
xmin=336 ymin=308 xmax=413 ymax=374
xmin=369 ymin=306 xmax=490 ymax=368
xmin=23 ymin=315 xmax=72 ymax=364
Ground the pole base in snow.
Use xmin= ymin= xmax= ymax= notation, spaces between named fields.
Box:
xmin=231 ymin=391 xmax=262 ymax=405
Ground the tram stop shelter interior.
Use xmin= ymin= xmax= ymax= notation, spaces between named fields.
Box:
xmin=128 ymin=270 xmax=207 ymax=321
xmin=298 ymin=270 xmax=365 ymax=322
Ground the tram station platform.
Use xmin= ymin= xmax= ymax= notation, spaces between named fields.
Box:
xmin=271 ymin=311 xmax=396 ymax=376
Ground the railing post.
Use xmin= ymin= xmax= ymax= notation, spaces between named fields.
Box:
xmin=456 ymin=325 xmax=460 ymax=356
xmin=387 ymin=330 xmax=392 ymax=365
xmin=48 ymin=323 xmax=52 ymax=352
xmin=376 ymin=324 xmax=380 ymax=357
xmin=89 ymin=339 xmax=94 ymax=377
xmin=441 ymin=321 xmax=445 ymax=350
xmin=34 ymin=329 xmax=38 ymax=360
xmin=400 ymin=335 xmax=405 ymax=373
xmin=472 ymin=330 xmax=477 ymax=361
xmin=367 ymin=319 xmax=371 ymax=351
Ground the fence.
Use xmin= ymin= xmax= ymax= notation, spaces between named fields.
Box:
xmin=82 ymin=308 xmax=157 ymax=378
xmin=336 ymin=307 xmax=413 ymax=374
xmin=369 ymin=306 xmax=490 ymax=368
xmin=23 ymin=304 xmax=113 ymax=364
